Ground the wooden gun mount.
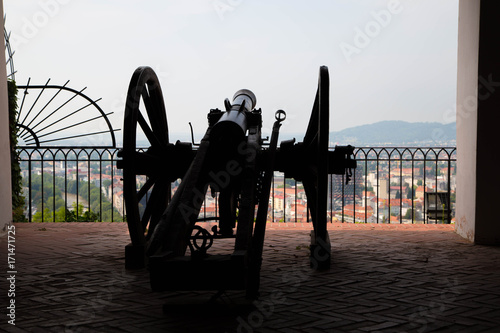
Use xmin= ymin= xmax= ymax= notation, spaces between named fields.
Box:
xmin=118 ymin=66 xmax=356 ymax=299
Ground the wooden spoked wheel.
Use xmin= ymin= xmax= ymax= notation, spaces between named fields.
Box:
xmin=302 ymin=65 xmax=330 ymax=269
xmin=122 ymin=66 xmax=171 ymax=249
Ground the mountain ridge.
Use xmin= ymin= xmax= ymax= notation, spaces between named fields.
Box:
xmin=329 ymin=120 xmax=456 ymax=146
xmin=150 ymin=121 xmax=456 ymax=147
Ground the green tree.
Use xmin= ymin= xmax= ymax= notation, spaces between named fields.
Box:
xmin=26 ymin=173 xmax=122 ymax=222
xmin=418 ymin=164 xmax=424 ymax=176
xmin=8 ymin=80 xmax=26 ymax=222
xmin=32 ymin=208 xmax=53 ymax=222
xmin=67 ymin=203 xmax=99 ymax=222
xmin=67 ymin=179 xmax=77 ymax=194
xmin=404 ymin=209 xmax=414 ymax=220
xmin=406 ymin=186 xmax=413 ymax=199
xmin=55 ymin=206 xmax=67 ymax=221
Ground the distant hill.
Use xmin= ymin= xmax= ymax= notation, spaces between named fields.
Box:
xmin=330 ymin=121 xmax=456 ymax=146
xmin=136 ymin=121 xmax=456 ymax=148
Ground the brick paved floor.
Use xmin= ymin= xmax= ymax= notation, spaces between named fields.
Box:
xmin=1 ymin=222 xmax=499 ymax=333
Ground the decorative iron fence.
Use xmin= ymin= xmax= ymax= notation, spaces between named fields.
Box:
xmin=18 ymin=147 xmax=123 ymax=222
xmin=336 ymin=147 xmax=456 ymax=224
xmin=17 ymin=146 xmax=456 ymax=224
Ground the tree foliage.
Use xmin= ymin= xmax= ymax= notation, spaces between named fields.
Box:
xmin=26 ymin=173 xmax=122 ymax=222
xmin=33 ymin=203 xmax=100 ymax=222
xmin=8 ymin=80 xmax=27 ymax=222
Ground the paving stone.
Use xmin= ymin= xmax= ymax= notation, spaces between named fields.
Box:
xmin=1 ymin=222 xmax=499 ymax=332
xmin=358 ymin=320 xmax=401 ymax=332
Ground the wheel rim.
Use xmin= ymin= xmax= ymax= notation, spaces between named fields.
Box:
xmin=303 ymin=66 xmax=329 ymax=236
xmin=122 ymin=67 xmax=170 ymax=247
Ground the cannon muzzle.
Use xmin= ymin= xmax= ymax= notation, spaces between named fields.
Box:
xmin=232 ymin=89 xmax=257 ymax=112
xmin=210 ymin=89 xmax=257 ymax=145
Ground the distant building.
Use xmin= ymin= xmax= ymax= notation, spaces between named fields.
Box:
xmin=329 ymin=169 xmax=363 ymax=205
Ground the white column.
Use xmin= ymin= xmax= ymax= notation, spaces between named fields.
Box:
xmin=456 ymin=0 xmax=500 ymax=245
xmin=0 ymin=0 xmax=13 ymax=232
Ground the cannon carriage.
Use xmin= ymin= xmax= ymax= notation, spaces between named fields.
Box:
xmin=117 ymin=65 xmax=356 ymax=299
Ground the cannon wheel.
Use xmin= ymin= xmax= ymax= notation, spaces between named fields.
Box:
xmin=122 ymin=66 xmax=171 ymax=267
xmin=302 ymin=65 xmax=331 ymax=269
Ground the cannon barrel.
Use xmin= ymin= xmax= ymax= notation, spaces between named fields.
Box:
xmin=231 ymin=89 xmax=257 ymax=112
xmin=210 ymin=89 xmax=257 ymax=144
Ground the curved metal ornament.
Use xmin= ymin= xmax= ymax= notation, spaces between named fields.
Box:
xmin=4 ymin=22 xmax=16 ymax=81
xmin=5 ymin=18 xmax=116 ymax=147
xmin=16 ymin=80 xmax=117 ymax=148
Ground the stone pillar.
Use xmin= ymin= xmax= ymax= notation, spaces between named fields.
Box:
xmin=456 ymin=0 xmax=500 ymax=245
xmin=0 ymin=0 xmax=13 ymax=232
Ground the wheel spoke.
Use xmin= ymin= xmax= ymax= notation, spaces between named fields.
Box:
xmin=141 ymin=179 xmax=169 ymax=234
xmin=304 ymin=89 xmax=319 ymax=147
xmin=145 ymin=89 xmax=168 ymax=145
xmin=142 ymin=88 xmax=160 ymax=129
xmin=141 ymin=88 xmax=153 ymax=113
xmin=142 ymin=82 xmax=168 ymax=145
xmin=140 ymin=183 xmax=160 ymax=232
xmin=137 ymin=176 xmax=157 ymax=201
xmin=148 ymin=184 xmax=169 ymax=238
xmin=137 ymin=110 xmax=162 ymax=147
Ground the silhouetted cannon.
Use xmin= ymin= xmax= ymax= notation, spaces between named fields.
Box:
xmin=117 ymin=66 xmax=356 ymax=299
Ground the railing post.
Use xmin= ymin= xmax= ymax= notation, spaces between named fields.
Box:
xmin=411 ymin=150 xmax=415 ymax=224
xmin=28 ymin=157 xmax=32 ymax=222
xmin=52 ymin=153 xmax=56 ymax=222
xmin=448 ymin=154 xmax=452 ymax=224
xmin=41 ymin=155 xmax=45 ymax=222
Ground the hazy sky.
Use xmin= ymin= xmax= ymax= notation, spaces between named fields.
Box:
xmin=4 ymin=0 xmax=459 ymax=145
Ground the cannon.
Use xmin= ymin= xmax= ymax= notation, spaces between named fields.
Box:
xmin=117 ymin=66 xmax=356 ymax=299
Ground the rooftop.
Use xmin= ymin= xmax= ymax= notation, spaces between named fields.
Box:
xmin=4 ymin=222 xmax=500 ymax=332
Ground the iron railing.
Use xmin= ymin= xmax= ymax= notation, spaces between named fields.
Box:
xmin=337 ymin=147 xmax=456 ymax=224
xmin=17 ymin=146 xmax=456 ymax=224
xmin=18 ymin=147 xmax=123 ymax=222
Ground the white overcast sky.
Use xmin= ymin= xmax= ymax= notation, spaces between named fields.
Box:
xmin=4 ymin=0 xmax=458 ymax=145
